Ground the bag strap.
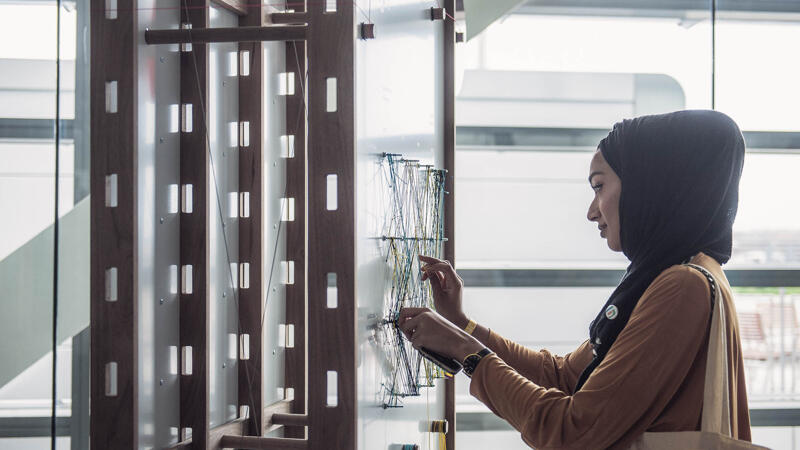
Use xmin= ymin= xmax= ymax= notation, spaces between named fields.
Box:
xmin=683 ymin=263 xmax=732 ymax=437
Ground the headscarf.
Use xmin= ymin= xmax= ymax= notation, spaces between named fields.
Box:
xmin=574 ymin=110 xmax=746 ymax=391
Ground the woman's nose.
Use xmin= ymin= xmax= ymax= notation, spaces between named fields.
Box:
xmin=587 ymin=199 xmax=599 ymax=222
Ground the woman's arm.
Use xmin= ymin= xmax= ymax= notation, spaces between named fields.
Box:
xmin=469 ymin=265 xmax=711 ymax=449
xmin=471 ymin=321 xmax=592 ymax=394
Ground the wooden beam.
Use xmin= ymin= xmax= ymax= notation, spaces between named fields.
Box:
xmin=219 ymin=436 xmax=309 ymax=449
xmin=307 ymin=0 xmax=357 ymax=448
xmin=179 ymin=0 xmax=210 ymax=446
xmin=271 ymin=413 xmax=308 ymax=427
xmin=238 ymin=0 xmax=266 ymax=437
xmin=443 ymin=0 xmax=457 ymax=449
xmin=90 ymin=0 xmax=138 ymax=446
xmin=269 ymin=12 xmax=308 ymax=24
xmin=263 ymin=399 xmax=293 ymax=433
xmin=284 ymin=35 xmax=307 ymax=440
xmin=145 ymin=25 xmax=307 ymax=45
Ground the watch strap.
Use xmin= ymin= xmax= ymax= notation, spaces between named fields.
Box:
xmin=462 ymin=348 xmax=493 ymax=378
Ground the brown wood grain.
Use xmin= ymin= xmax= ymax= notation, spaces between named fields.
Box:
xmin=238 ymin=0 xmax=265 ymax=438
xmin=284 ymin=37 xmax=307 ymax=440
xmin=219 ymin=435 xmax=309 ymax=449
xmin=179 ymin=0 xmax=210 ymax=447
xmin=306 ymin=0 xmax=357 ymax=448
xmin=90 ymin=0 xmax=138 ymax=447
xmin=443 ymin=0 xmax=457 ymax=448
xmin=263 ymin=399 xmax=294 ymax=433
xmin=271 ymin=413 xmax=309 ymax=427
xmin=144 ymin=25 xmax=306 ymax=45
xmin=269 ymin=12 xmax=308 ymax=25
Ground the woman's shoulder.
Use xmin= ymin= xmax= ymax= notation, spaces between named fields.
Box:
xmin=638 ymin=263 xmax=713 ymax=316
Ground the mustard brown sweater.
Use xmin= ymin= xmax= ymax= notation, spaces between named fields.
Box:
xmin=468 ymin=252 xmax=752 ymax=449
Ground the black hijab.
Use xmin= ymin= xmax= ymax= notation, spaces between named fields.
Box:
xmin=574 ymin=110 xmax=746 ymax=391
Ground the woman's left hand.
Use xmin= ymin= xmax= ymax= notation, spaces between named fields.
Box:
xmin=398 ymin=307 xmax=485 ymax=363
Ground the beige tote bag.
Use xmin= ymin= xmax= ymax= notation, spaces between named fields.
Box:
xmin=628 ymin=263 xmax=769 ymax=450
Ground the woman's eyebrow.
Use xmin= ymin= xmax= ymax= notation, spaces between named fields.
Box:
xmin=588 ymin=171 xmax=604 ymax=184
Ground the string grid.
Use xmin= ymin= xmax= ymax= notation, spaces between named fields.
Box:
xmin=377 ymin=153 xmax=447 ymax=408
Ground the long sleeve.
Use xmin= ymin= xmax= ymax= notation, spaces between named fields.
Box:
xmin=484 ymin=331 xmax=593 ymax=394
xmin=469 ymin=265 xmax=712 ymax=449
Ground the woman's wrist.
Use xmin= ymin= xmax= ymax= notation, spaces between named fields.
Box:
xmin=452 ymin=313 xmax=470 ymax=330
xmin=456 ymin=335 xmax=485 ymax=362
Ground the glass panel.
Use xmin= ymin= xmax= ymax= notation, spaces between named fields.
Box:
xmin=56 ymin=0 xmax=90 ymax=447
xmin=0 ymin=1 xmax=60 ymax=446
xmin=731 ymin=153 xmax=800 ymax=268
xmin=715 ymin=2 xmax=800 ymax=132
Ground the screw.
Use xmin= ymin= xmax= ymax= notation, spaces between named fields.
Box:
xmin=222 ymin=80 xmax=227 ymax=87
xmin=222 ymin=362 xmax=227 ymax=368
xmin=272 ymin=287 xmax=277 ymax=292
xmin=272 ymin=349 xmax=276 ymax=355
xmin=222 ymin=292 xmax=227 ymax=298
xmin=160 ymin=217 xmax=165 ymax=224
xmin=159 ymin=379 xmax=165 ymax=386
xmin=223 ymin=152 xmax=226 ymax=157
xmin=273 ymin=161 xmax=277 ymax=167
xmin=159 ymin=298 xmax=165 ymax=305
xmin=159 ymin=56 xmax=166 ymax=63
xmin=273 ymin=224 xmax=277 ymax=229
xmin=159 ymin=137 xmax=164 ymax=143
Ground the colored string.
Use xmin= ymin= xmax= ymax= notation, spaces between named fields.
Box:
xmin=378 ymin=153 xmax=447 ymax=408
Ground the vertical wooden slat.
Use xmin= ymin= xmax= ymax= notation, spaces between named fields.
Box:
xmin=284 ymin=28 xmax=307 ymax=440
xmin=90 ymin=0 xmax=138 ymax=446
xmin=180 ymin=0 xmax=210 ymax=446
xmin=443 ymin=0 xmax=457 ymax=448
xmin=307 ymin=0 xmax=356 ymax=448
xmin=238 ymin=2 xmax=265 ymax=436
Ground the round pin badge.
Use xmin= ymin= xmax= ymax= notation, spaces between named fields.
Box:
xmin=605 ymin=305 xmax=619 ymax=320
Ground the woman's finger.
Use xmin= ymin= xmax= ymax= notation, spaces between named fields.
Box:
xmin=398 ymin=307 xmax=429 ymax=325
xmin=421 ymin=262 xmax=456 ymax=276
xmin=419 ymin=254 xmax=445 ymax=265
xmin=421 ymin=263 xmax=457 ymax=287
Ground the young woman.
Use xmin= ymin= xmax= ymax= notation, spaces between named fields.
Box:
xmin=399 ymin=110 xmax=753 ymax=449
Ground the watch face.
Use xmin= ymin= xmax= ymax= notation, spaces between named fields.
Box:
xmin=463 ymin=354 xmax=482 ymax=376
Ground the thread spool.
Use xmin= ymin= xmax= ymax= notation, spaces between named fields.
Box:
xmin=429 ymin=419 xmax=448 ymax=434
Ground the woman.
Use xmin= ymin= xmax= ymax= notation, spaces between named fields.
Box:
xmin=399 ymin=110 xmax=753 ymax=449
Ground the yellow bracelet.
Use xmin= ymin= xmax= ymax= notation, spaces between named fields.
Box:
xmin=463 ymin=319 xmax=477 ymax=335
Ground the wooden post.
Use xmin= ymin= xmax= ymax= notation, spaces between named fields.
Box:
xmin=90 ymin=0 xmax=138 ymax=446
xmin=179 ymin=0 xmax=210 ymax=446
xmin=284 ymin=23 xmax=307 ymax=440
xmin=306 ymin=0 xmax=357 ymax=448
xmin=238 ymin=0 xmax=266 ymax=437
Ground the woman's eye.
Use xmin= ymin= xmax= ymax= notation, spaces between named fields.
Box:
xmin=591 ymin=184 xmax=603 ymax=192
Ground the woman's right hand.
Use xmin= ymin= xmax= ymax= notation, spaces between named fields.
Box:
xmin=419 ymin=255 xmax=468 ymax=329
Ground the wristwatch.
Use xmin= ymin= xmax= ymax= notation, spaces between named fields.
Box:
xmin=462 ymin=348 xmax=493 ymax=378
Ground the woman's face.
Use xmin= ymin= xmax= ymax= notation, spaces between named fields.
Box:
xmin=587 ymin=149 xmax=622 ymax=252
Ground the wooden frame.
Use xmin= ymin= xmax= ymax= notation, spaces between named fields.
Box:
xmin=178 ymin=0 xmax=211 ymax=446
xmin=238 ymin=0 xmax=266 ymax=436
xmin=306 ymin=0 xmax=357 ymax=448
xmin=90 ymin=0 xmax=138 ymax=446
xmin=91 ymin=0 xmax=456 ymax=447
xmin=284 ymin=35 xmax=308 ymax=439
